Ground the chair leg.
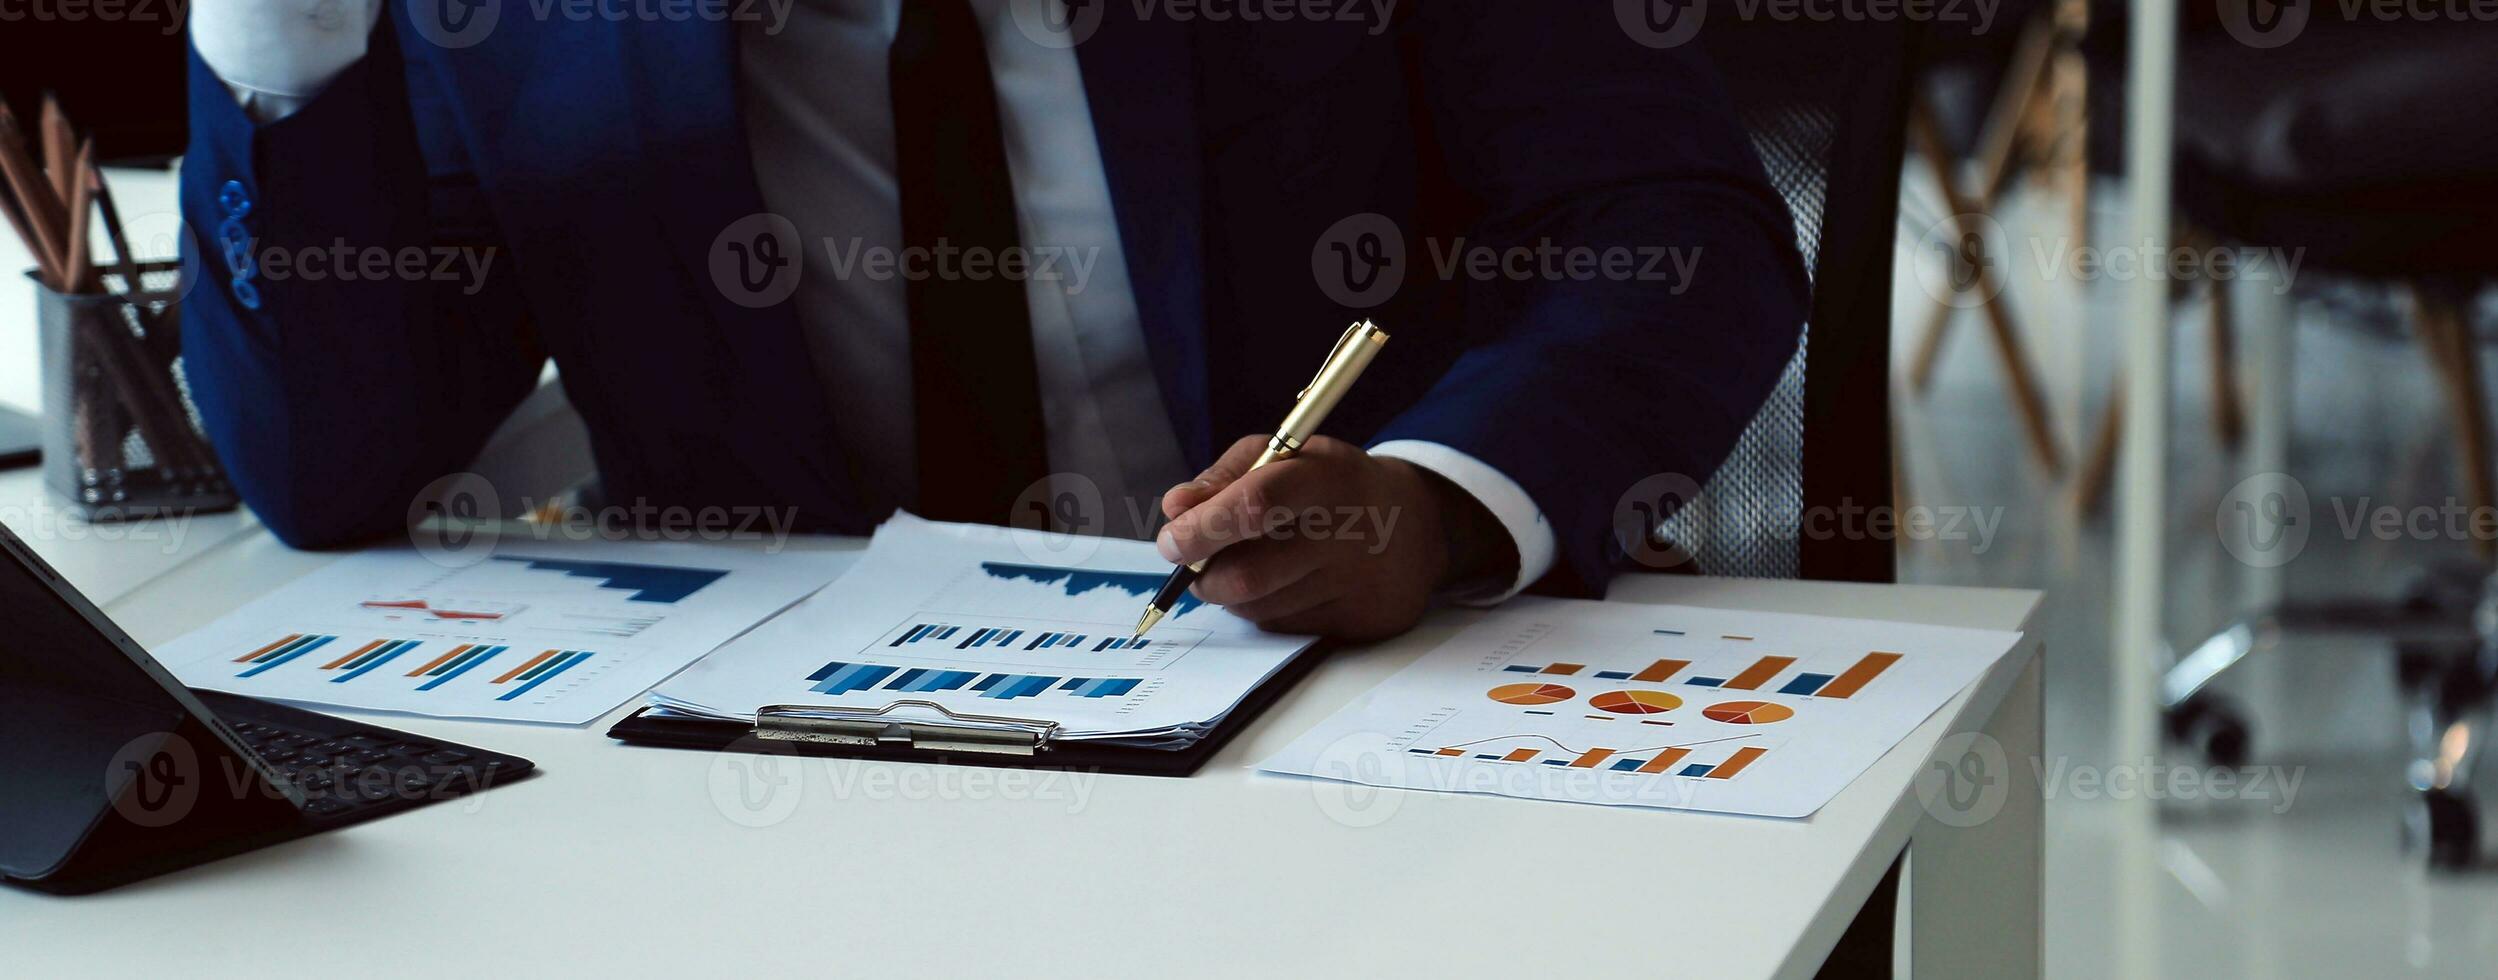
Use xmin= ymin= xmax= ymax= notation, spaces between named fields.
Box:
xmin=2209 ymin=271 xmax=2246 ymax=450
xmin=1973 ymin=278 xmax=2067 ymax=476
xmin=2052 ymin=0 xmax=2092 ymax=247
xmin=2075 ymin=375 xmax=2124 ymax=516
xmin=1906 ymin=23 xmax=2054 ymax=395
xmin=1908 ymin=105 xmax=2067 ymax=476
xmin=2415 ymin=287 xmax=2496 ymax=561
xmin=1907 ymin=278 xmax=1959 ymax=394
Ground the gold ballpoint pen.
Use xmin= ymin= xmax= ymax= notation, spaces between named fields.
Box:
xmin=1133 ymin=320 xmax=1391 ymax=638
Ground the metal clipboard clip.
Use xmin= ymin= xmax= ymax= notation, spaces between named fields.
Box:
xmin=751 ymin=700 xmax=1061 ymax=756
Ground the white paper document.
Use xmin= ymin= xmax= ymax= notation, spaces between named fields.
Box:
xmin=649 ymin=515 xmax=1315 ymax=744
xmin=1258 ymin=598 xmax=2022 ymax=818
xmin=158 ymin=536 xmax=849 ymax=725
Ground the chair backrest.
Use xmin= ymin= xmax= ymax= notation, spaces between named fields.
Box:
xmin=1659 ymin=19 xmax=1913 ymax=585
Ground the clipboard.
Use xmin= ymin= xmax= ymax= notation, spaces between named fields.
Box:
xmin=605 ymin=644 xmax=1328 ymax=777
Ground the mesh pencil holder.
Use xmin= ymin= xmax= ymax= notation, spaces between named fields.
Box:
xmin=34 ymin=262 xmax=239 ymax=520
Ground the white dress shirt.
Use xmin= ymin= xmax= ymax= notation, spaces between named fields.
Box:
xmin=189 ymin=0 xmax=1558 ymax=598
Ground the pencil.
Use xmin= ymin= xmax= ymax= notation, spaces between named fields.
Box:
xmin=41 ymin=95 xmax=74 ymax=207
xmin=63 ymin=140 xmax=94 ymax=293
xmin=0 ymin=105 xmax=67 ymax=286
xmin=86 ymin=163 xmax=142 ymax=294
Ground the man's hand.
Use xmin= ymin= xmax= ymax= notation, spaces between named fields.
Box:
xmin=1157 ymin=435 xmax=1518 ymax=641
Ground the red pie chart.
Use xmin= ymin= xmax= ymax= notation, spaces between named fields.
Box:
xmin=1488 ymin=683 xmax=1576 ymax=705
xmin=1702 ymin=700 xmax=1795 ymax=724
xmin=1589 ymin=690 xmax=1682 ymax=715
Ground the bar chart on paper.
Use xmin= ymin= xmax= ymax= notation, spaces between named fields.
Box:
xmin=221 ymin=628 xmax=623 ymax=704
xmin=650 ymin=515 xmax=1319 ymax=740
xmin=158 ymin=540 xmax=852 ymax=724
xmin=1262 ymin=597 xmax=2022 ymax=818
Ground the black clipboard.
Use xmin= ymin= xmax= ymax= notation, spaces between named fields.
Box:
xmin=606 ymin=644 xmax=1328 ymax=777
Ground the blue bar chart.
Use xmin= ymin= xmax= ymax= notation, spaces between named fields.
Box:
xmin=870 ymin=614 xmax=1198 ymax=670
xmin=491 ymin=649 xmax=597 ymax=701
xmin=326 ymin=639 xmax=420 ymax=683
xmin=486 ymin=556 xmax=728 ymax=603
xmin=231 ymin=633 xmax=338 ymax=678
xmin=807 ymin=660 xmax=1144 ymax=701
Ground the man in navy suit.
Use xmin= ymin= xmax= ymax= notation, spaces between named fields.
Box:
xmin=181 ymin=0 xmax=1805 ymax=639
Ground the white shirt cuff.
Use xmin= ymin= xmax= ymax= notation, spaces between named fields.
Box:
xmin=1368 ymin=440 xmax=1557 ymax=605
xmin=190 ymin=0 xmax=380 ymax=123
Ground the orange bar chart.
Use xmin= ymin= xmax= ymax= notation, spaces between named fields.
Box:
xmin=1567 ymin=748 xmax=1617 ymax=769
xmin=234 ymin=633 xmax=303 ymax=663
xmin=1817 ymin=652 xmax=1903 ymax=699
xmin=1707 ymin=746 xmax=1768 ymax=779
xmin=404 ymin=643 xmax=474 ymax=677
xmin=1724 ymin=656 xmax=1797 ymax=690
xmin=1436 ymin=747 xmax=1465 ymax=757
xmin=1636 ymin=747 xmax=1693 ymax=774
xmin=320 ymin=639 xmax=387 ymax=670
xmin=1502 ymin=748 xmax=1539 ymax=763
xmin=492 ymin=649 xmax=561 ymax=684
xmin=1630 ymin=658 xmax=1690 ymax=683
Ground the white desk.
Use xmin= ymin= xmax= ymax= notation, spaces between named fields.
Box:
xmin=0 ymin=521 xmax=2044 ymax=979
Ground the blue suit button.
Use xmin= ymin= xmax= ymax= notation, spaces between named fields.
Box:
xmin=218 ymin=217 xmax=253 ymax=275
xmin=219 ymin=179 xmax=252 ymax=216
xmin=232 ymin=278 xmax=263 ymax=310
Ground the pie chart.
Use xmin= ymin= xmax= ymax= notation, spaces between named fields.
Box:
xmin=1488 ymin=682 xmax=1576 ymax=706
xmin=1589 ymin=690 xmax=1682 ymax=715
xmin=1702 ymin=700 xmax=1795 ymax=724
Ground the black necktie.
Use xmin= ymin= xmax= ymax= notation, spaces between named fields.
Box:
xmin=892 ymin=0 xmax=1050 ymax=524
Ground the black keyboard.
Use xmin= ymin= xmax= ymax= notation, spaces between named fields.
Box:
xmin=195 ymin=690 xmax=533 ymax=824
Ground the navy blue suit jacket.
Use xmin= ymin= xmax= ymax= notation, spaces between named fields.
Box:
xmin=179 ymin=2 xmax=1806 ymax=596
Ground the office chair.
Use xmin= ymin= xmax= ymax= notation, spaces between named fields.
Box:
xmin=2093 ymin=18 xmax=2498 ymax=868
xmin=1668 ymin=19 xmax=1911 ymax=588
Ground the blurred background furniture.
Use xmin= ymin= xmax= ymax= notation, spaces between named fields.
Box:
xmin=2091 ymin=17 xmax=2498 ymax=868
xmin=1900 ymin=0 xmax=2091 ymax=477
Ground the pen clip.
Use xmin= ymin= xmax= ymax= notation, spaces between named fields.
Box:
xmin=1296 ymin=321 xmax=1370 ymax=402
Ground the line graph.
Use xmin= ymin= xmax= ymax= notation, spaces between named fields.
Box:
xmin=975 ymin=562 xmax=1207 ymax=617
